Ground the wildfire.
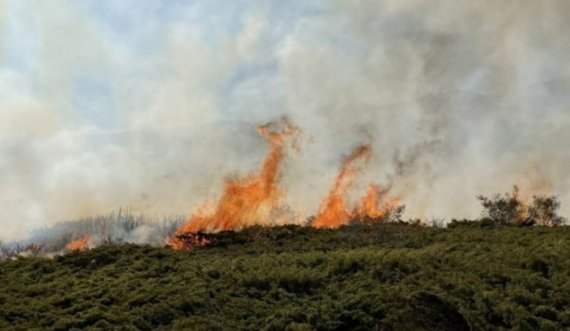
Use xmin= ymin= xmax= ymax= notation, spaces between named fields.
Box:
xmin=312 ymin=145 xmax=372 ymax=228
xmin=358 ymin=184 xmax=402 ymax=220
xmin=65 ymin=235 xmax=91 ymax=251
xmin=170 ymin=118 xmax=300 ymax=249
xmin=170 ymin=119 xmax=404 ymax=249
xmin=21 ymin=120 xmax=561 ymax=254
xmin=511 ymin=167 xmax=554 ymax=224
xmin=312 ymin=145 xmax=402 ymax=228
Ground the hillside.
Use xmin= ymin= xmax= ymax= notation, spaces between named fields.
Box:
xmin=1 ymin=223 xmax=570 ymax=330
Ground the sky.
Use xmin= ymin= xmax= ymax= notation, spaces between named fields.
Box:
xmin=1 ymin=0 xmax=569 ymax=240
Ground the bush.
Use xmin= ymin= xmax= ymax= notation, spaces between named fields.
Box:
xmin=529 ymin=195 xmax=566 ymax=227
xmin=477 ymin=186 xmax=529 ymax=225
xmin=477 ymin=186 xmax=565 ymax=226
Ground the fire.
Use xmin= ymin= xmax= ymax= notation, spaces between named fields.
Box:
xmin=172 ymin=120 xmax=403 ymax=249
xmin=358 ymin=183 xmax=402 ymax=220
xmin=509 ymin=186 xmax=529 ymax=224
xmin=517 ymin=166 xmax=553 ymax=201
xmin=171 ymin=118 xmax=299 ymax=249
xmin=511 ymin=168 xmax=554 ymax=224
xmin=65 ymin=235 xmax=91 ymax=251
xmin=312 ymin=145 xmax=402 ymax=229
xmin=312 ymin=145 xmax=372 ymax=228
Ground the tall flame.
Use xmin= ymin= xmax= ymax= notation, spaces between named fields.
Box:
xmin=171 ymin=118 xmax=299 ymax=249
xmin=357 ymin=184 xmax=401 ymax=220
xmin=65 ymin=235 xmax=91 ymax=251
xmin=312 ymin=145 xmax=372 ymax=228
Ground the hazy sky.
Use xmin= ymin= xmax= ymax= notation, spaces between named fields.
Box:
xmin=1 ymin=1 xmax=569 ymax=240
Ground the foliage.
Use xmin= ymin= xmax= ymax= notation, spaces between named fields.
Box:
xmin=477 ymin=186 xmax=529 ymax=225
xmin=352 ymin=205 xmax=406 ymax=226
xmin=477 ymin=186 xmax=565 ymax=226
xmin=529 ymin=195 xmax=566 ymax=227
xmin=2 ymin=224 xmax=570 ymax=330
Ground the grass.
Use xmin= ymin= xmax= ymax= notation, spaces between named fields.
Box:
xmin=1 ymin=223 xmax=570 ymax=330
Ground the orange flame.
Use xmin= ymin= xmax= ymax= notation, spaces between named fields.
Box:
xmin=65 ymin=235 xmax=91 ymax=251
xmin=357 ymin=184 xmax=401 ymax=220
xmin=171 ymin=118 xmax=299 ymax=249
xmin=312 ymin=145 xmax=372 ymax=228
xmin=361 ymin=184 xmax=383 ymax=217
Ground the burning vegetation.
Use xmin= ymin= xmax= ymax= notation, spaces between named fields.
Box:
xmin=171 ymin=119 xmax=403 ymax=249
xmin=65 ymin=235 xmax=91 ymax=252
xmin=312 ymin=145 xmax=403 ymax=228
xmin=170 ymin=118 xmax=301 ymax=249
xmin=1 ymin=119 xmax=564 ymax=256
xmin=139 ymin=118 xmax=566 ymax=250
xmin=312 ymin=144 xmax=373 ymax=229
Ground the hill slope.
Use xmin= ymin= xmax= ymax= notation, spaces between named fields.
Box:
xmin=1 ymin=224 xmax=570 ymax=330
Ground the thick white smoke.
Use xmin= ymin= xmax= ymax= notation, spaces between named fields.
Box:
xmin=0 ymin=0 xmax=569 ymax=240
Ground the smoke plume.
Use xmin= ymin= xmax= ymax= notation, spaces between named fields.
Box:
xmin=0 ymin=0 xmax=569 ymax=241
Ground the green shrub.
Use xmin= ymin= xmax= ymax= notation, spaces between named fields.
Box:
xmin=2 ymin=224 xmax=570 ymax=330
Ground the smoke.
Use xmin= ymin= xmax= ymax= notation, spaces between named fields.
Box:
xmin=279 ymin=0 xmax=570 ymax=220
xmin=0 ymin=210 xmax=183 ymax=257
xmin=1 ymin=0 xmax=569 ymax=240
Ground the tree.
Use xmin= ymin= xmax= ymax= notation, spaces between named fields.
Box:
xmin=477 ymin=186 xmax=566 ymax=227
xmin=477 ymin=186 xmax=528 ymax=225
xmin=529 ymin=195 xmax=565 ymax=227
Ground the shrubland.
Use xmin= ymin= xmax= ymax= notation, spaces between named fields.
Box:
xmin=2 ymin=223 xmax=570 ymax=330
xmin=0 ymin=188 xmax=567 ymax=330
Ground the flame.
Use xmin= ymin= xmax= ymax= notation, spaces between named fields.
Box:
xmin=65 ymin=235 xmax=91 ymax=251
xmin=513 ymin=167 xmax=554 ymax=224
xmin=171 ymin=118 xmax=299 ymax=249
xmin=508 ymin=185 xmax=534 ymax=225
xmin=517 ymin=166 xmax=553 ymax=199
xmin=360 ymin=184 xmax=384 ymax=218
xmin=358 ymin=183 xmax=401 ymax=220
xmin=312 ymin=145 xmax=372 ymax=228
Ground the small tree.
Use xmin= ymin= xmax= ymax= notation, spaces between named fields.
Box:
xmin=478 ymin=186 xmax=565 ymax=227
xmin=477 ymin=186 xmax=528 ymax=225
xmin=529 ymin=195 xmax=565 ymax=227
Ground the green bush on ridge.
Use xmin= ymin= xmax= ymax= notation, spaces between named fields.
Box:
xmin=477 ymin=186 xmax=565 ymax=226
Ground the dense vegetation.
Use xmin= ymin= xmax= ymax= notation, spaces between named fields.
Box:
xmin=2 ymin=222 xmax=570 ymax=330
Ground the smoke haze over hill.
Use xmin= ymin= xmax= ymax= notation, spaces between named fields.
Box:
xmin=0 ymin=0 xmax=569 ymax=240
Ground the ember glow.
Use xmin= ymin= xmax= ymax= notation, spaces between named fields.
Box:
xmin=65 ymin=235 xmax=91 ymax=252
